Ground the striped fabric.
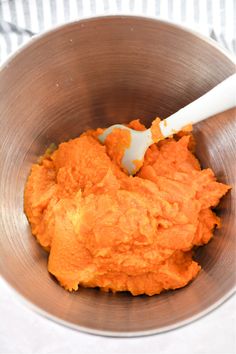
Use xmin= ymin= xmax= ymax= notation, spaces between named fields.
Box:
xmin=0 ymin=0 xmax=235 ymax=64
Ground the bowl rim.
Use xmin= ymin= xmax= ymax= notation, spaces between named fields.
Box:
xmin=1 ymin=276 xmax=235 ymax=338
xmin=0 ymin=15 xmax=235 ymax=337
xmin=0 ymin=14 xmax=235 ymax=71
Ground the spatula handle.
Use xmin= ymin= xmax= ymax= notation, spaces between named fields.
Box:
xmin=159 ymin=74 xmax=236 ymax=138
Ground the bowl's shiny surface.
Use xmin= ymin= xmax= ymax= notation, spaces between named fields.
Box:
xmin=0 ymin=16 xmax=235 ymax=337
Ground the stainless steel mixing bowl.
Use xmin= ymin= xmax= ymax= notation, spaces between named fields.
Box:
xmin=0 ymin=16 xmax=235 ymax=337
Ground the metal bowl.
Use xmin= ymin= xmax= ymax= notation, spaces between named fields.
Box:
xmin=0 ymin=16 xmax=235 ymax=337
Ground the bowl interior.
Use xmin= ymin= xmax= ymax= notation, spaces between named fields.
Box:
xmin=0 ymin=16 xmax=235 ymax=336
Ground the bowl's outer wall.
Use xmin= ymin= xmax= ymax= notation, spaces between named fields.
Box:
xmin=0 ymin=17 xmax=235 ymax=335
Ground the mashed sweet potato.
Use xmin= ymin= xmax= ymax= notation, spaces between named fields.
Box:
xmin=24 ymin=120 xmax=230 ymax=296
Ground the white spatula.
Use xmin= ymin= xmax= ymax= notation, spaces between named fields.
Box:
xmin=99 ymin=74 xmax=236 ymax=175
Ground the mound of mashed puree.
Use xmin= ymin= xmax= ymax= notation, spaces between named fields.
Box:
xmin=24 ymin=120 xmax=230 ymax=296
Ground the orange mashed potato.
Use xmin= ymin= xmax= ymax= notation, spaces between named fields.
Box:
xmin=24 ymin=120 xmax=230 ymax=296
